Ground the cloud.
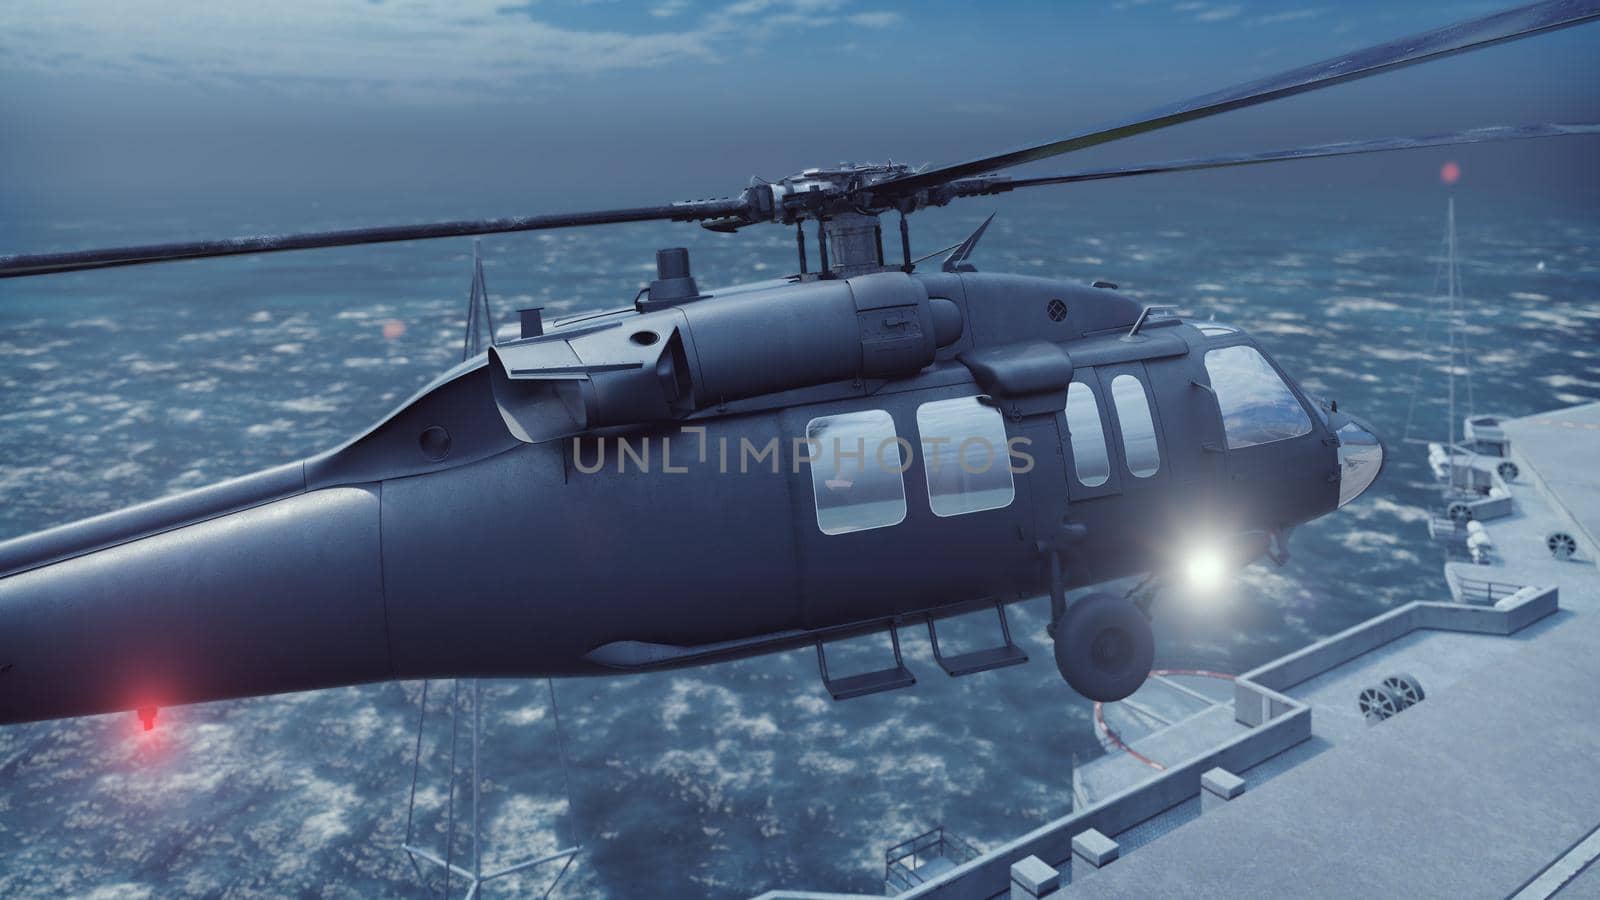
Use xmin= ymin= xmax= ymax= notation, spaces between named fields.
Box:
xmin=847 ymin=11 xmax=902 ymax=28
xmin=0 ymin=0 xmax=889 ymax=101
xmin=651 ymin=0 xmax=694 ymax=17
xmin=1249 ymin=7 xmax=1329 ymax=26
xmin=1194 ymin=4 xmax=1242 ymax=23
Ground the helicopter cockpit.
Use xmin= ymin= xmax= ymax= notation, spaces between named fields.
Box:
xmin=1200 ymin=329 xmax=1384 ymax=509
xmin=1202 ymin=342 xmax=1315 ymax=450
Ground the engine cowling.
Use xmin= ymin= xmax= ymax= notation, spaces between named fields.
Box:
xmin=487 ymin=271 xmax=962 ymax=443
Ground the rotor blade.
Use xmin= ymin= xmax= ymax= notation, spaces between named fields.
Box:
xmin=874 ymin=0 xmax=1600 ymax=197
xmin=909 ymin=240 xmax=966 ymax=266
xmin=0 ymin=197 xmax=750 ymax=279
xmin=968 ymin=123 xmax=1600 ymax=193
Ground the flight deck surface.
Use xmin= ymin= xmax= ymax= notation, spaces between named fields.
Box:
xmin=1073 ymin=610 xmax=1600 ymax=898
xmin=1501 ymin=403 xmax=1600 ymax=554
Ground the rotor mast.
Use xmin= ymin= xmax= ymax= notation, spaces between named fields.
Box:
xmin=736 ymin=163 xmax=923 ymax=278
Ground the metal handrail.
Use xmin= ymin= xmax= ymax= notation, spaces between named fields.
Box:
xmin=885 ymin=826 xmax=980 ymax=887
xmin=1455 ymin=575 xmax=1524 ymax=604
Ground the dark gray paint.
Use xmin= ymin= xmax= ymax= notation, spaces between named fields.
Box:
xmin=0 ymin=267 xmax=1355 ymax=724
xmin=0 ymin=487 xmax=388 ymax=723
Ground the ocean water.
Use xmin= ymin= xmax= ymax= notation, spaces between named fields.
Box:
xmin=1 ymin=189 xmax=1597 ymax=898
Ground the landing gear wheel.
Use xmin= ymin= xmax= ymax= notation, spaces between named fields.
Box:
xmin=1548 ymin=531 xmax=1577 ymax=561
xmin=1497 ymin=460 xmax=1519 ymax=482
xmin=1381 ymin=673 xmax=1424 ymax=708
xmin=1053 ymin=593 xmax=1154 ymax=703
xmin=1358 ymin=684 xmax=1403 ymax=722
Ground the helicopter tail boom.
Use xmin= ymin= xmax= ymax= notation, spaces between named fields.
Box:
xmin=0 ymin=482 xmax=391 ymax=726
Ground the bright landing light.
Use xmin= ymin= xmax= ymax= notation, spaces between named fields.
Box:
xmin=1183 ymin=549 xmax=1228 ymax=594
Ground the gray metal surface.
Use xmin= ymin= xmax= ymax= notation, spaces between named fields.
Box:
xmin=0 ymin=486 xmax=389 ymax=724
xmin=1513 ymin=825 xmax=1600 ymax=898
xmin=1502 ymin=404 xmax=1600 ymax=558
xmin=0 ymin=197 xmax=753 ymax=278
xmin=1557 ymin=864 xmax=1600 ymax=898
xmin=0 ymin=263 xmax=1359 ymax=723
xmin=1073 ymin=612 xmax=1600 ymax=899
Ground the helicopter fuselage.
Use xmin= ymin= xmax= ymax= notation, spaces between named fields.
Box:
xmin=0 ymin=268 xmax=1362 ymax=724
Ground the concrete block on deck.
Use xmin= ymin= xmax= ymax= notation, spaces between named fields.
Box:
xmin=1071 ymin=828 xmax=1119 ymax=869
xmin=1201 ymin=766 xmax=1246 ymax=812
xmin=1009 ymin=855 xmax=1060 ymax=898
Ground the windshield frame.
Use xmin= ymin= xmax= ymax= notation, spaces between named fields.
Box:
xmin=1197 ymin=332 xmax=1329 ymax=452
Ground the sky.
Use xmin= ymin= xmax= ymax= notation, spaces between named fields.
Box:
xmin=1 ymin=0 xmax=1597 ymax=240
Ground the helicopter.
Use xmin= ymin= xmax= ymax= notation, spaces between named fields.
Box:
xmin=1 ymin=0 xmax=1597 ymax=729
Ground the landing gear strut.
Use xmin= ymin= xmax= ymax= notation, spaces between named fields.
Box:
xmin=1042 ymin=544 xmax=1154 ymax=703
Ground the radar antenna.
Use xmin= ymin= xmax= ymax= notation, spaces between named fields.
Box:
xmin=398 ymin=262 xmax=582 ymax=899
xmin=402 ymin=680 xmax=581 ymax=900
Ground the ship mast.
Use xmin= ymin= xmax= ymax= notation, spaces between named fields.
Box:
xmin=1446 ymin=196 xmax=1458 ymax=492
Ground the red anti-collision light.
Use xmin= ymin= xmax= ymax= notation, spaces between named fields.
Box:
xmin=136 ymin=706 xmax=158 ymax=732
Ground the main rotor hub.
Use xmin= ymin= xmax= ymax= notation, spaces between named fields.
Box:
xmin=756 ymin=162 xmax=917 ymax=225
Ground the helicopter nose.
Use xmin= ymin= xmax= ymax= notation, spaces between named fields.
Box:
xmin=1333 ymin=413 xmax=1385 ymax=508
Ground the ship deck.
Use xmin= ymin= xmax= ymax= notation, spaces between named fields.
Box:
xmin=1073 ymin=607 xmax=1600 ymax=898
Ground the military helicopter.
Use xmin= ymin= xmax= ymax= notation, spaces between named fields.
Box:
xmin=1 ymin=1 xmax=1597 ymax=728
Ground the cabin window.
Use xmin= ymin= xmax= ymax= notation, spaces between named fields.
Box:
xmin=1065 ymin=381 xmax=1110 ymax=487
xmin=1111 ymin=374 xmax=1161 ymax=478
xmin=916 ymin=396 xmax=1015 ymax=517
xmin=1204 ymin=345 xmax=1313 ymax=449
xmin=806 ymin=410 xmax=907 ymax=535
xmin=1198 ymin=323 xmax=1238 ymax=336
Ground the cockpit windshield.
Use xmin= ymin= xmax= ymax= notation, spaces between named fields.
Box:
xmin=1203 ymin=345 xmax=1312 ymax=449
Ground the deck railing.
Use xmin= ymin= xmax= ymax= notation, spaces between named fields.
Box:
xmin=884 ymin=826 xmax=980 ymax=891
xmin=1454 ymin=576 xmax=1524 ymax=605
